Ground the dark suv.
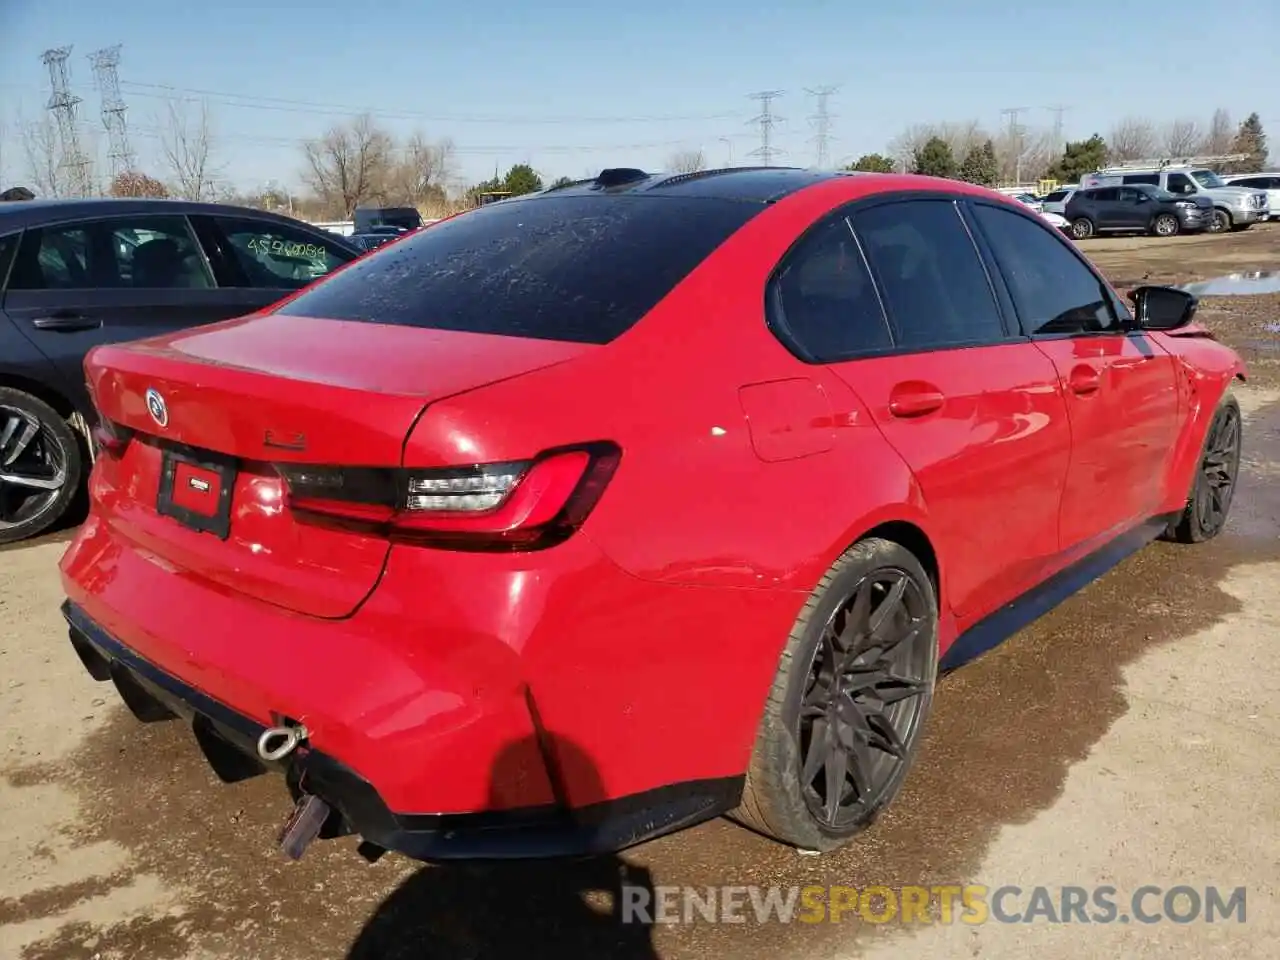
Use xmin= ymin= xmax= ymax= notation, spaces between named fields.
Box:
xmin=1064 ymin=185 xmax=1213 ymax=240
xmin=0 ymin=197 xmax=360 ymax=544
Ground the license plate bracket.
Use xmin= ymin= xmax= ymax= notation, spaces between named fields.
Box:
xmin=156 ymin=445 xmax=236 ymax=540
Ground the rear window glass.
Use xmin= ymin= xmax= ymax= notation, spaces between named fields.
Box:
xmin=276 ymin=195 xmax=761 ymax=344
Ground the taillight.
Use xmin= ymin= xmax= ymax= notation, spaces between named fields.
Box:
xmin=91 ymin=418 xmax=133 ymax=457
xmin=276 ymin=442 xmax=620 ymax=550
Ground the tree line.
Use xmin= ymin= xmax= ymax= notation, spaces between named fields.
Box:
xmin=844 ymin=109 xmax=1269 ymax=186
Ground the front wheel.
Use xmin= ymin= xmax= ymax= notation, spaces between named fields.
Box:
xmin=1165 ymin=389 xmax=1242 ymax=544
xmin=1070 ymin=217 xmax=1094 ymax=240
xmin=732 ymin=538 xmax=939 ymax=852
xmin=1152 ymin=213 xmax=1180 ymax=237
xmin=0 ymin=387 xmax=83 ymax=544
xmin=1207 ymin=208 xmax=1232 ymax=233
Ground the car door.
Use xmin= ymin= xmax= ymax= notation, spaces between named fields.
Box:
xmin=967 ymin=200 xmax=1180 ymax=551
xmin=771 ymin=197 xmax=1072 ymax=621
xmin=1090 ymin=188 xmax=1124 ymax=229
xmin=1116 ymin=187 xmax=1150 ymax=229
xmin=1 ymin=213 xmax=243 ymax=411
xmin=188 ymin=214 xmax=359 ymax=312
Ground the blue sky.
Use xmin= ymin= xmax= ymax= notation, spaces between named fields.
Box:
xmin=1 ymin=0 xmax=1276 ymax=193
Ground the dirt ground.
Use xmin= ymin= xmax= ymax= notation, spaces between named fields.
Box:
xmin=2 ymin=224 xmax=1279 ymax=960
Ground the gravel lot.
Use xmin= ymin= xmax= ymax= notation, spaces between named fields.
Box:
xmin=2 ymin=224 xmax=1279 ymax=960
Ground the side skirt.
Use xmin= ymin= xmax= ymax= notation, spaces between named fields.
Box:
xmin=940 ymin=513 xmax=1178 ymax=671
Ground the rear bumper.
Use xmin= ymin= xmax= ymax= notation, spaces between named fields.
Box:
xmin=62 ymin=599 xmax=741 ymax=860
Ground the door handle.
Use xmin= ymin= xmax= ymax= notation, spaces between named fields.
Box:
xmin=888 ymin=382 xmax=945 ymax=418
xmin=31 ymin=314 xmax=102 ymax=331
xmin=1068 ymin=365 xmax=1101 ymax=395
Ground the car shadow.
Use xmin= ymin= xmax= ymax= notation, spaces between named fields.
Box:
xmin=345 ymin=733 xmax=661 ymax=960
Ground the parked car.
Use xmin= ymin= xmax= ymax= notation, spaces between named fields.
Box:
xmin=1040 ymin=187 xmax=1076 ymax=216
xmin=1039 ymin=210 xmax=1071 ymax=233
xmin=1222 ymin=173 xmax=1280 ymax=220
xmin=0 ymin=197 xmax=361 ymax=543
xmin=60 ymin=168 xmax=1244 ymax=865
xmin=1063 ymin=184 xmax=1214 ymax=239
xmin=1080 ymin=166 xmax=1269 ymax=233
xmin=348 ymin=232 xmax=401 ymax=252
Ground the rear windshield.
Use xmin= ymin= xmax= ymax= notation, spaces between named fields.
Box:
xmin=277 ymin=195 xmax=761 ymax=344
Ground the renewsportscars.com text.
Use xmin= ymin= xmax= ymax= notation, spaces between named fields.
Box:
xmin=620 ymin=884 xmax=1247 ymax=926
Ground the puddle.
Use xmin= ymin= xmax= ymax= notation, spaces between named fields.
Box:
xmin=1179 ymin=270 xmax=1280 ymax=296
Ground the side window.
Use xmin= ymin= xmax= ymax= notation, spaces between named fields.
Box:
xmin=769 ymin=217 xmax=893 ymax=360
xmin=1092 ymin=188 xmax=1118 ymax=202
xmin=1117 ymin=187 xmax=1142 ymax=202
xmin=211 ymin=217 xmax=355 ymax=290
xmin=1166 ymin=173 xmax=1195 ymax=195
xmin=851 ymin=200 xmax=1004 ymax=350
xmin=0 ymin=232 xmax=20 ymax=289
xmin=1122 ymin=174 xmax=1159 ymax=185
xmin=9 ymin=225 xmax=91 ymax=290
xmin=969 ymin=203 xmax=1119 ymax=336
xmin=107 ymin=216 xmax=212 ymax=289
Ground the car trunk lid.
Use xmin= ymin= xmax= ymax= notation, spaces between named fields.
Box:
xmin=86 ymin=313 xmax=593 ymax=618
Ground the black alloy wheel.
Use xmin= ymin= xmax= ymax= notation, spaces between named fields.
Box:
xmin=1167 ymin=390 xmax=1242 ymax=544
xmin=1207 ymin=208 xmax=1231 ymax=234
xmin=795 ymin=567 xmax=933 ymax=830
xmin=733 ymin=538 xmax=938 ymax=852
xmin=0 ymin=388 xmax=83 ymax=545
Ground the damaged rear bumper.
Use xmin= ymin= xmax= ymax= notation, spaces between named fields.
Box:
xmin=62 ymin=601 xmax=740 ymax=861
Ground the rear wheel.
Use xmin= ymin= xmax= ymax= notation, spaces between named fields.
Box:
xmin=0 ymin=387 xmax=82 ymax=545
xmin=733 ymin=538 xmax=938 ymax=852
xmin=1152 ymin=213 xmax=1179 ymax=237
xmin=1166 ymin=388 xmax=1242 ymax=544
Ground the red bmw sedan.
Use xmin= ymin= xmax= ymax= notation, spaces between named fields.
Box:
xmin=60 ymin=167 xmax=1245 ymax=863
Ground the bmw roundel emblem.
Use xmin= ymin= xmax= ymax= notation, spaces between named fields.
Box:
xmin=145 ymin=388 xmax=168 ymax=428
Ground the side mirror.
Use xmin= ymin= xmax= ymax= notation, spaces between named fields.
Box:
xmin=1126 ymin=285 xmax=1198 ymax=331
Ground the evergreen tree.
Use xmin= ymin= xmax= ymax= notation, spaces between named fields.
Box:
xmin=911 ymin=137 xmax=957 ymax=179
xmin=1045 ymin=134 xmax=1108 ymax=183
xmin=846 ymin=153 xmax=896 ymax=173
xmin=1228 ymin=113 xmax=1268 ymax=174
xmin=959 ymin=140 xmax=999 ymax=186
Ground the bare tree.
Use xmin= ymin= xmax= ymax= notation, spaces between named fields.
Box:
xmin=20 ymin=112 xmax=66 ymax=197
xmin=1203 ymin=108 xmax=1235 ymax=156
xmin=1108 ymin=116 xmax=1158 ymax=162
xmin=389 ymin=132 xmax=455 ymax=208
xmin=301 ymin=113 xmax=395 ymax=218
xmin=889 ymin=123 xmax=941 ymax=170
xmin=160 ymin=98 xmax=220 ymax=200
xmin=666 ymin=149 xmax=706 ymax=173
xmin=1162 ymin=118 xmax=1203 ymax=157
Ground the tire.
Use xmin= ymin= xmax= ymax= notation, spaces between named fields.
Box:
xmin=1208 ymin=208 xmax=1232 ymax=233
xmin=732 ymin=538 xmax=939 ymax=852
xmin=1070 ymin=217 xmax=1094 ymax=240
xmin=1152 ymin=213 xmax=1180 ymax=238
xmin=1165 ymin=387 xmax=1242 ymax=544
xmin=0 ymin=387 xmax=83 ymax=545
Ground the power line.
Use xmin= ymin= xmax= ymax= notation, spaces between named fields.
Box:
xmin=89 ymin=45 xmax=136 ymax=179
xmin=747 ymin=90 xmax=785 ymax=167
xmin=806 ymin=85 xmax=839 ymax=169
xmin=41 ymin=46 xmax=93 ymax=196
xmin=111 ymin=81 xmax=748 ymax=126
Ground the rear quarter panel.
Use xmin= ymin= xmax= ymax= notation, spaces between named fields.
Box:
xmin=401 ymin=179 xmax=942 ymax=600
